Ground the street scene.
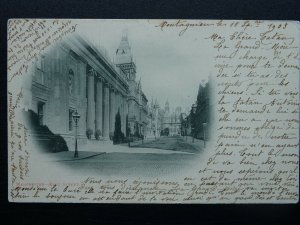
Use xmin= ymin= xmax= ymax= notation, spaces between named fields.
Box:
xmin=22 ymin=21 xmax=212 ymax=176
xmin=47 ymin=136 xmax=205 ymax=177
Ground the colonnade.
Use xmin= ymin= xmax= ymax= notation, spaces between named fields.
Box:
xmin=86 ymin=69 xmax=127 ymax=139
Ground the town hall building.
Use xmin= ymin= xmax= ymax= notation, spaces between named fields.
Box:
xmin=22 ymin=34 xmax=149 ymax=149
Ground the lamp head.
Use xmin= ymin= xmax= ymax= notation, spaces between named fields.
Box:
xmin=72 ymin=110 xmax=81 ymax=123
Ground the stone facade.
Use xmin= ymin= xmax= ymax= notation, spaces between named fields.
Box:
xmin=161 ymin=101 xmax=182 ymax=136
xmin=147 ymin=100 xmax=183 ymax=137
xmin=115 ymin=35 xmax=149 ymax=137
xmin=147 ymin=99 xmax=163 ymax=138
xmin=23 ymin=34 xmax=149 ymax=149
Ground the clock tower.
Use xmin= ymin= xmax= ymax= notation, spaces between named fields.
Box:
xmin=115 ymin=33 xmax=136 ymax=82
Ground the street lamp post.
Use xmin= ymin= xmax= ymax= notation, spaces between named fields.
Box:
xmin=72 ymin=110 xmax=81 ymax=158
xmin=142 ymin=126 xmax=144 ymax=144
xmin=192 ymin=104 xmax=197 ymax=143
xmin=185 ymin=121 xmax=188 ymax=141
xmin=128 ymin=133 xmax=131 ymax=147
xmin=203 ymin=122 xmax=207 ymax=148
xmin=182 ymin=120 xmax=186 ymax=141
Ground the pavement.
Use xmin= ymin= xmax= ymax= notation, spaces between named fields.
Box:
xmin=60 ymin=151 xmax=200 ymax=177
xmin=43 ymin=136 xmax=206 ymax=177
xmin=44 ymin=135 xmax=204 ymax=162
xmin=46 ymin=151 xmax=106 ymax=162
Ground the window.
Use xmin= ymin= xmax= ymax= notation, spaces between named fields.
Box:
xmin=35 ymin=56 xmax=45 ymax=85
xmin=37 ymin=102 xmax=45 ymax=126
xmin=69 ymin=69 xmax=74 ymax=95
xmin=69 ymin=109 xmax=74 ymax=131
xmin=126 ymin=71 xmax=130 ymax=80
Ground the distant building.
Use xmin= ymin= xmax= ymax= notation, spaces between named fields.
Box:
xmin=147 ymin=100 xmax=184 ymax=137
xmin=161 ymin=101 xmax=182 ymax=136
xmin=147 ymin=98 xmax=162 ymax=138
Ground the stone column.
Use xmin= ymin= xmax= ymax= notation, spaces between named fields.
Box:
xmin=109 ymin=87 xmax=115 ymax=134
xmin=125 ymin=99 xmax=129 ymax=135
xmin=119 ymin=93 xmax=122 ymax=113
xmin=124 ymin=96 xmax=127 ymax=134
xmin=95 ymin=78 xmax=103 ymax=135
xmin=114 ymin=91 xmax=117 ymax=114
xmin=119 ymin=94 xmax=122 ymax=133
xmin=117 ymin=92 xmax=121 ymax=131
xmin=120 ymin=94 xmax=122 ymax=113
xmin=120 ymin=95 xmax=125 ymax=134
xmin=119 ymin=93 xmax=123 ymax=134
xmin=87 ymin=70 xmax=95 ymax=133
xmin=103 ymin=82 xmax=110 ymax=138
xmin=117 ymin=91 xmax=121 ymax=130
xmin=116 ymin=91 xmax=120 ymax=113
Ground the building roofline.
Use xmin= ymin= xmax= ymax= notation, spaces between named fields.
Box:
xmin=70 ymin=34 xmax=129 ymax=92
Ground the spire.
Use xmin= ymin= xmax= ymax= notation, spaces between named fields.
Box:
xmin=154 ymin=98 xmax=159 ymax=108
xmin=122 ymin=29 xmax=128 ymax=41
xmin=115 ymin=31 xmax=136 ymax=82
xmin=138 ymin=77 xmax=142 ymax=105
xmin=115 ymin=31 xmax=133 ymax=65
xmin=165 ymin=100 xmax=170 ymax=113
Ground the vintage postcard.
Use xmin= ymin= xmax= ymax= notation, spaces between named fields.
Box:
xmin=7 ymin=19 xmax=299 ymax=203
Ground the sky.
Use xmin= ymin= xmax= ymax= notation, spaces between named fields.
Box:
xmin=77 ymin=20 xmax=213 ymax=113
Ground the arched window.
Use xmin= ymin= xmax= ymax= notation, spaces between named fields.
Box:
xmin=68 ymin=69 xmax=74 ymax=95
